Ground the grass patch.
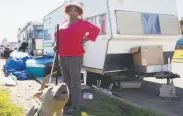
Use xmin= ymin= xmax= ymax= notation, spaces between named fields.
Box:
xmin=0 ymin=88 xmax=25 ymax=116
xmin=75 ymin=89 xmax=161 ymax=116
xmin=0 ymin=86 xmax=161 ymax=116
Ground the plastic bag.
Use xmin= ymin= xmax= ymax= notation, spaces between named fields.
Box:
xmin=0 ymin=76 xmax=17 ymax=86
xmin=9 ymin=74 xmax=18 ymax=84
xmin=4 ymin=77 xmax=17 ymax=86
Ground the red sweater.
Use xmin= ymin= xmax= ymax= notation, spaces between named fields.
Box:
xmin=54 ymin=19 xmax=100 ymax=56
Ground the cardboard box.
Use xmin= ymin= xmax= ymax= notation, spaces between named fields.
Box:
xmin=130 ymin=45 xmax=164 ymax=66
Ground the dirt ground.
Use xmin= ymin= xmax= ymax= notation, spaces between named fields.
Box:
xmin=3 ymin=81 xmax=40 ymax=111
xmin=0 ymin=59 xmax=41 ymax=111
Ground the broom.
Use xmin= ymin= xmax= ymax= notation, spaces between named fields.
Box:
xmin=55 ymin=24 xmax=60 ymax=85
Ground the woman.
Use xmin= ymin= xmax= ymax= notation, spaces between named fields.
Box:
xmin=53 ymin=3 xmax=100 ymax=114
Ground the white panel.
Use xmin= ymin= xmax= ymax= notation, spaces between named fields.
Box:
xmin=81 ymin=0 xmax=110 ymax=69
xmin=159 ymin=15 xmax=180 ymax=35
xmin=43 ymin=5 xmax=66 ymax=55
xmin=83 ymin=39 xmax=108 ymax=69
xmin=107 ymin=37 xmax=178 ymax=54
xmin=116 ymin=11 xmax=143 ymax=35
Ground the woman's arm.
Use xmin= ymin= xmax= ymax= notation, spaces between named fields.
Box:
xmin=82 ymin=20 xmax=100 ymax=45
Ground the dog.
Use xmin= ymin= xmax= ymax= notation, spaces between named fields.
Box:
xmin=26 ymin=83 xmax=69 ymax=116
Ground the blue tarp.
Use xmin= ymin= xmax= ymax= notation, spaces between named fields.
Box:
xmin=5 ymin=69 xmax=31 ymax=80
xmin=10 ymin=51 xmax=33 ymax=62
xmin=13 ymin=70 xmax=31 ymax=80
xmin=176 ymin=36 xmax=183 ymax=45
xmin=3 ymin=51 xmax=53 ymax=80
xmin=141 ymin=13 xmax=161 ymax=34
xmin=3 ymin=51 xmax=33 ymax=80
xmin=3 ymin=58 xmax=26 ymax=72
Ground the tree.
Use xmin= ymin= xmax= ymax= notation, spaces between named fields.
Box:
xmin=180 ymin=19 xmax=183 ymax=34
xmin=180 ymin=18 xmax=183 ymax=25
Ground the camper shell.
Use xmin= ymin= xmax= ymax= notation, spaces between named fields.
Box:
xmin=43 ymin=0 xmax=180 ymax=86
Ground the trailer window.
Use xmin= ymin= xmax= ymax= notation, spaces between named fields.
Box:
xmin=116 ymin=11 xmax=143 ymax=35
xmin=35 ymin=29 xmax=43 ymax=39
xmin=44 ymin=29 xmax=51 ymax=40
xmin=86 ymin=14 xmax=106 ymax=35
xmin=159 ymin=14 xmax=180 ymax=35
xmin=86 ymin=17 xmax=96 ymax=25
xmin=96 ymin=14 xmax=106 ymax=34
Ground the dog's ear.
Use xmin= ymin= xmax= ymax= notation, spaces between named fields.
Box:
xmin=33 ymin=90 xmax=43 ymax=99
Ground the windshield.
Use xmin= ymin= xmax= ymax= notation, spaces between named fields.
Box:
xmin=35 ymin=29 xmax=43 ymax=39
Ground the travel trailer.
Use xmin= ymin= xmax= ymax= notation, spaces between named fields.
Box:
xmin=17 ymin=21 xmax=44 ymax=56
xmin=43 ymin=0 xmax=180 ymax=88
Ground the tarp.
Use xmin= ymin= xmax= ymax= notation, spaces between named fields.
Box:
xmin=12 ymin=70 xmax=31 ymax=80
xmin=10 ymin=50 xmax=33 ymax=62
xmin=3 ymin=51 xmax=33 ymax=80
xmin=4 ymin=69 xmax=31 ymax=80
xmin=3 ymin=58 xmax=25 ymax=72
xmin=141 ymin=13 xmax=161 ymax=34
xmin=176 ymin=36 xmax=183 ymax=45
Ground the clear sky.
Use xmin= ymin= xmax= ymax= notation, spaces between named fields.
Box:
xmin=0 ymin=0 xmax=183 ymax=42
xmin=0 ymin=0 xmax=64 ymax=42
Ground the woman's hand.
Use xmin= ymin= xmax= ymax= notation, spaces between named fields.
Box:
xmin=82 ymin=37 xmax=89 ymax=46
xmin=53 ymin=45 xmax=58 ymax=53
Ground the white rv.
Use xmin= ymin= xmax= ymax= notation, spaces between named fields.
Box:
xmin=18 ymin=21 xmax=44 ymax=56
xmin=43 ymin=0 xmax=180 ymax=87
